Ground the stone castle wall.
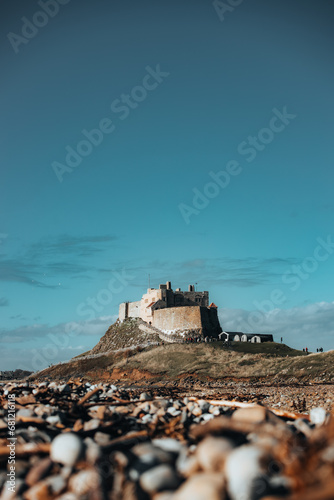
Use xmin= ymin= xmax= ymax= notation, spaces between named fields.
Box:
xmin=153 ymin=306 xmax=202 ymax=335
xmin=119 ymin=301 xmax=141 ymax=321
xmin=200 ymin=307 xmax=222 ymax=337
xmin=128 ymin=301 xmax=141 ymax=319
xmin=119 ymin=303 xmax=126 ymax=322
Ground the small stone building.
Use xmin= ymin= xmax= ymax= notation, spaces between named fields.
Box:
xmin=219 ymin=331 xmax=274 ymax=343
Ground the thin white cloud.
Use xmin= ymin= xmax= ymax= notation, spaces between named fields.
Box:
xmin=219 ymin=301 xmax=334 ymax=351
xmin=0 ymin=315 xmax=117 ymax=343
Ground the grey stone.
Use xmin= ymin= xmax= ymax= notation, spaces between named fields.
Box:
xmin=139 ymin=392 xmax=151 ymax=401
xmin=46 ymin=414 xmax=62 ymax=425
xmin=196 ymin=436 xmax=234 ymax=472
xmin=16 ymin=408 xmax=34 ymax=418
xmin=167 ymin=407 xmax=181 ymax=417
xmin=152 ymin=438 xmax=184 ymax=454
xmin=198 ymin=400 xmax=210 ymax=412
xmin=83 ymin=418 xmax=100 ymax=431
xmin=139 ymin=464 xmax=180 ymax=494
xmin=59 ymin=384 xmax=71 ymax=393
xmin=94 ymin=431 xmax=112 ymax=446
xmin=84 ymin=437 xmax=101 ymax=465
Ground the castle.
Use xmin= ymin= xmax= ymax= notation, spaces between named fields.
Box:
xmin=119 ymin=281 xmax=222 ymax=337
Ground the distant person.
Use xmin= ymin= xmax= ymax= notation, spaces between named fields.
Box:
xmin=317 ymin=348 xmax=319 ymax=352
xmin=306 ymin=347 xmax=308 ymax=354
xmin=303 ymin=348 xmax=305 ymax=352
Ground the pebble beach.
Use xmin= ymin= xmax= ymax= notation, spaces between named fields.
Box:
xmin=1 ymin=379 xmax=333 ymax=500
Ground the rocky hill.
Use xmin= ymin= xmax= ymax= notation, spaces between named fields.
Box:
xmin=86 ymin=318 xmax=162 ymax=355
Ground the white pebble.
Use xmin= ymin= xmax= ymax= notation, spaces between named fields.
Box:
xmin=51 ymin=433 xmax=84 ymax=467
xmin=310 ymin=407 xmax=327 ymax=426
xmin=225 ymin=445 xmax=265 ymax=500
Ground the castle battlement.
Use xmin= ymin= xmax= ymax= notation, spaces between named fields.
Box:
xmin=119 ymin=281 xmax=222 ymax=337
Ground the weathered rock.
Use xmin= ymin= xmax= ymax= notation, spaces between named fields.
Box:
xmin=24 ymin=481 xmax=53 ymax=500
xmin=191 ymin=407 xmax=202 ymax=417
xmin=176 ymin=448 xmax=199 ymax=477
xmin=84 ymin=437 xmax=101 ymax=464
xmin=142 ymin=414 xmax=153 ymax=424
xmin=25 ymin=457 xmax=53 ymax=486
xmin=198 ymin=400 xmax=210 ymax=413
xmin=68 ymin=469 xmax=101 ymax=495
xmin=16 ymin=394 xmax=36 ymax=405
xmin=83 ymin=418 xmax=100 ymax=431
xmin=231 ymin=406 xmax=268 ymax=424
xmin=16 ymin=408 xmax=34 ymax=418
xmin=139 ymin=392 xmax=151 ymax=401
xmin=59 ymin=384 xmax=71 ymax=393
xmin=46 ymin=414 xmax=62 ymax=425
xmin=167 ymin=407 xmax=181 ymax=417
xmin=94 ymin=431 xmax=112 ymax=446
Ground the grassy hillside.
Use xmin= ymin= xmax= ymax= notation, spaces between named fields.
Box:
xmin=219 ymin=341 xmax=305 ymax=357
xmin=33 ymin=342 xmax=334 ymax=384
xmin=119 ymin=343 xmax=332 ymax=381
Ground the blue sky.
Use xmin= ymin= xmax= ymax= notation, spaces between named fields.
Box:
xmin=1 ymin=0 xmax=334 ymax=370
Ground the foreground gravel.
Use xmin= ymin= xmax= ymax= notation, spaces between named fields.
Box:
xmin=0 ymin=380 xmax=333 ymax=500
xmin=173 ymin=381 xmax=334 ymax=414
